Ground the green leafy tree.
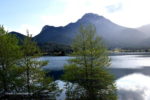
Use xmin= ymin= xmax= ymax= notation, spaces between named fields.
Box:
xmin=0 ymin=25 xmax=22 ymax=94
xmin=20 ymin=31 xmax=57 ymax=98
xmin=0 ymin=26 xmax=57 ymax=99
xmin=63 ymin=25 xmax=117 ymax=100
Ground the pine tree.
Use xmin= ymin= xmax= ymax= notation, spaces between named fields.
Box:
xmin=0 ymin=26 xmax=57 ymax=99
xmin=20 ymin=31 xmax=57 ymax=98
xmin=0 ymin=25 xmax=22 ymax=95
xmin=63 ymin=25 xmax=117 ymax=100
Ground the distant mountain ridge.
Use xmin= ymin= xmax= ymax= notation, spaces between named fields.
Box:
xmin=10 ymin=13 xmax=150 ymax=49
xmin=9 ymin=31 xmax=26 ymax=44
xmin=138 ymin=24 xmax=150 ymax=36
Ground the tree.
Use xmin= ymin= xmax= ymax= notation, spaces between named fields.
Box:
xmin=0 ymin=25 xmax=22 ymax=94
xmin=0 ymin=26 xmax=57 ymax=99
xmin=63 ymin=25 xmax=117 ymax=100
xmin=20 ymin=31 xmax=57 ymax=98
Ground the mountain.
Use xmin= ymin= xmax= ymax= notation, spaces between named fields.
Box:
xmin=135 ymin=24 xmax=150 ymax=48
xmin=9 ymin=31 xmax=26 ymax=44
xmin=33 ymin=13 xmax=148 ymax=49
xmin=9 ymin=31 xmax=25 ymax=39
xmin=138 ymin=24 xmax=150 ymax=36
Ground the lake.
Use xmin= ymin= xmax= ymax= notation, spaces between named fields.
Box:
xmin=38 ymin=53 xmax=150 ymax=100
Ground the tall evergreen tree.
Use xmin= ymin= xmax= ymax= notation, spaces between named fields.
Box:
xmin=0 ymin=25 xmax=22 ymax=95
xmin=0 ymin=26 xmax=57 ymax=99
xmin=63 ymin=25 xmax=117 ymax=100
xmin=20 ymin=31 xmax=57 ymax=98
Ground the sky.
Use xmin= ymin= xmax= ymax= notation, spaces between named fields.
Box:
xmin=1 ymin=0 xmax=150 ymax=36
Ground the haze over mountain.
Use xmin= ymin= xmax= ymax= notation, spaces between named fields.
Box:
xmin=138 ymin=24 xmax=150 ymax=36
xmin=10 ymin=13 xmax=150 ymax=49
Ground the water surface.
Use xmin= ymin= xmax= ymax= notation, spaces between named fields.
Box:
xmin=38 ymin=54 xmax=150 ymax=100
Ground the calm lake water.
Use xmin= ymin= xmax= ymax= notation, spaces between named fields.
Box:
xmin=38 ymin=54 xmax=150 ymax=100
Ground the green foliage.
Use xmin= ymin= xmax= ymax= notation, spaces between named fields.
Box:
xmin=63 ymin=24 xmax=117 ymax=100
xmin=0 ymin=25 xmax=22 ymax=93
xmin=0 ymin=26 xmax=58 ymax=100
xmin=38 ymin=42 xmax=72 ymax=56
xmin=20 ymin=32 xmax=57 ymax=95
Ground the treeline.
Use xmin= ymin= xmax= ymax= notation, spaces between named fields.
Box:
xmin=0 ymin=25 xmax=117 ymax=100
xmin=38 ymin=43 xmax=72 ymax=56
xmin=110 ymin=48 xmax=150 ymax=52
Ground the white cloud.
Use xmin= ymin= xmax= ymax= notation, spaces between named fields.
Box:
xmin=40 ymin=0 xmax=109 ymax=27
xmin=104 ymin=0 xmax=150 ymax=27
xmin=13 ymin=24 xmax=42 ymax=36
xmin=40 ymin=0 xmax=150 ymax=28
xmin=8 ymin=0 xmax=150 ymax=35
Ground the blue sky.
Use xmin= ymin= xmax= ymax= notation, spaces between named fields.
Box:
xmin=1 ymin=0 xmax=150 ymax=36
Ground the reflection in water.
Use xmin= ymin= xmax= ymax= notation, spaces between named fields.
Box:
xmin=39 ymin=55 xmax=150 ymax=70
xmin=110 ymin=55 xmax=150 ymax=69
xmin=116 ymin=73 xmax=150 ymax=100
xmin=39 ymin=55 xmax=150 ymax=79
xmin=55 ymin=73 xmax=150 ymax=100
xmin=38 ymin=54 xmax=150 ymax=100
xmin=109 ymin=67 xmax=150 ymax=79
